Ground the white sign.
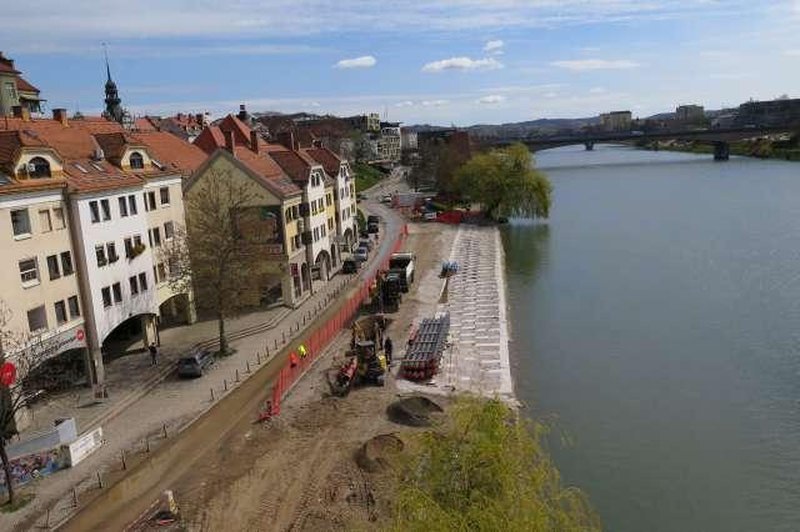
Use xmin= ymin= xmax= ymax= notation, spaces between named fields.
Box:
xmin=66 ymin=427 xmax=103 ymax=467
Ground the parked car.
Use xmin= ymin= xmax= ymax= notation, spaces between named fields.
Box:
xmin=424 ymin=211 xmax=437 ymax=221
xmin=342 ymin=258 xmax=360 ymax=273
xmin=359 ymin=237 xmax=374 ymax=251
xmin=381 ymin=194 xmax=392 ymax=204
xmin=353 ymin=246 xmax=369 ymax=262
xmin=367 ymin=222 xmax=379 ymax=234
xmin=367 ymin=214 xmax=381 ymax=224
xmin=177 ymin=349 xmax=214 ymax=378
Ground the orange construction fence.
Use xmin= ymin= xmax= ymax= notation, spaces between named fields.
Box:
xmin=270 ymin=224 xmax=408 ymax=415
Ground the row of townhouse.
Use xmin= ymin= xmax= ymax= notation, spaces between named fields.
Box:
xmin=0 ymin=109 xmax=206 ymax=408
xmin=192 ymin=115 xmax=358 ymax=308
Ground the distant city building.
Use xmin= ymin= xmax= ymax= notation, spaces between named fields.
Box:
xmin=345 ymin=113 xmax=381 ymax=133
xmin=377 ymin=121 xmax=402 ymax=162
xmin=676 ymin=105 xmax=705 ymax=123
xmin=401 ymin=129 xmax=418 ymax=151
xmin=599 ymin=111 xmax=632 ymax=132
xmin=0 ymin=52 xmax=44 ymax=116
xmin=736 ymin=97 xmax=800 ymax=127
xmin=141 ymin=113 xmax=209 ymax=142
xmin=102 ymin=55 xmax=128 ymax=125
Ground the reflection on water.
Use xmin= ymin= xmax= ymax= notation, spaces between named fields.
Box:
xmin=506 ymin=144 xmax=800 ymax=532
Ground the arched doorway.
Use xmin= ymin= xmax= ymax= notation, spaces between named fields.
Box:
xmin=101 ymin=313 xmax=158 ymax=362
xmin=159 ymin=293 xmax=191 ymax=328
xmin=315 ymin=250 xmax=331 ymax=281
xmin=343 ymin=227 xmax=354 ymax=250
xmin=301 ymin=263 xmax=311 ymax=292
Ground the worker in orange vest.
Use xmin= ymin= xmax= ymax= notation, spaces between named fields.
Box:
xmin=289 ymin=351 xmax=299 ymax=368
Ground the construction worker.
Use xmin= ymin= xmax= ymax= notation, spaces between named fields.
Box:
xmin=298 ymin=344 xmax=308 ymax=359
xmin=384 ymin=337 xmax=393 ymax=365
xmin=289 ymin=351 xmax=299 ymax=368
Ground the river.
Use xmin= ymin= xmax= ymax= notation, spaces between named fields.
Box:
xmin=505 ymin=144 xmax=800 ymax=532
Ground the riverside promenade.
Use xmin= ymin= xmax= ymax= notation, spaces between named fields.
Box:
xmin=397 ymin=224 xmax=514 ymax=402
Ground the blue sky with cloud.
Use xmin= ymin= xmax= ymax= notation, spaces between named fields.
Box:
xmin=4 ymin=0 xmax=800 ymax=125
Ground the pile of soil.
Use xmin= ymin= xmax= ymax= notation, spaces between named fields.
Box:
xmin=386 ymin=396 xmax=443 ymax=427
xmin=356 ymin=433 xmax=404 ymax=472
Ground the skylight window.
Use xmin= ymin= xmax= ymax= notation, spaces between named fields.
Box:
xmin=73 ymin=162 xmax=89 ymax=173
xmin=90 ymin=162 xmax=105 ymax=172
xmin=151 ymin=159 xmax=165 ymax=170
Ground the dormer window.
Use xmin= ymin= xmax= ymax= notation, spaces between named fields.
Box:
xmin=28 ymin=157 xmax=51 ymax=178
xmin=129 ymin=151 xmax=144 ymax=170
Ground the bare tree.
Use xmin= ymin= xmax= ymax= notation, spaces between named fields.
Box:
xmin=161 ymin=168 xmax=263 ymax=356
xmin=0 ymin=300 xmax=50 ymax=505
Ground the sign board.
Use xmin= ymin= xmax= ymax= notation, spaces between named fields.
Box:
xmin=0 ymin=362 xmax=15 ymax=386
xmin=22 ymin=323 xmax=87 ymax=364
xmin=66 ymin=427 xmax=104 ymax=467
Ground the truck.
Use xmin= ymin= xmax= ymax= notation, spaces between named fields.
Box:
xmin=388 ymin=252 xmax=415 ymax=293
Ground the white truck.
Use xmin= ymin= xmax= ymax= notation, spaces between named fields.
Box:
xmin=388 ymin=252 xmax=415 ymax=293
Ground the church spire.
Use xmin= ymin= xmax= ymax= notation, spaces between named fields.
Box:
xmin=102 ymin=43 xmax=124 ymax=123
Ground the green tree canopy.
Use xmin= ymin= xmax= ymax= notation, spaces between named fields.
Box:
xmin=392 ymin=396 xmax=599 ymax=532
xmin=455 ymin=143 xmax=552 ymax=220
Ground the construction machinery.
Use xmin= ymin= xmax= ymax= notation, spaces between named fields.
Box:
xmin=331 ymin=315 xmax=389 ymax=396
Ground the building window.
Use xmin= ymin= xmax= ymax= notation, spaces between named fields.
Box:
xmin=54 ymin=300 xmax=68 ymax=324
xmin=118 ymin=196 xmax=129 ymax=217
xmin=159 ymin=187 xmax=170 ymax=206
xmin=95 ymin=245 xmax=107 ymax=267
xmin=128 ymin=195 xmax=138 ymax=215
xmin=61 ymin=251 xmax=74 ymax=275
xmin=101 ymin=287 xmax=112 ymax=307
xmin=124 ymin=237 xmax=133 ymax=258
xmin=19 ymin=258 xmax=39 ymax=285
xmin=100 ymin=199 xmax=111 ymax=221
xmin=129 ymin=275 xmax=139 ymax=296
xmin=156 ymin=262 xmax=166 ymax=283
xmin=107 ymin=242 xmax=119 ymax=263
xmin=11 ymin=208 xmax=31 ymax=236
xmin=134 ymin=234 xmax=143 ymax=248
xmin=47 ymin=254 xmax=61 ymax=280
xmin=112 ymin=282 xmax=122 ymax=303
xmin=68 ymin=295 xmax=80 ymax=318
xmin=138 ymin=272 xmax=148 ymax=291
xmin=144 ymin=191 xmax=157 ymax=211
xmin=89 ymin=201 xmax=100 ymax=223
xmin=39 ymin=209 xmax=52 ymax=232
xmin=53 ymin=207 xmax=65 ymax=229
xmin=129 ymin=151 xmax=144 ymax=169
xmin=27 ymin=305 xmax=47 ymax=332
xmin=151 ymin=227 xmax=161 ymax=247
xmin=164 ymin=221 xmax=174 ymax=240
xmin=28 ymin=157 xmax=51 ymax=178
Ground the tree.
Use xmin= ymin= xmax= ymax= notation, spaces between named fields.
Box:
xmin=393 ymin=396 xmax=600 ymax=531
xmin=0 ymin=301 xmax=49 ymax=506
xmin=162 ymin=168 xmax=263 ymax=357
xmin=455 ymin=143 xmax=552 ymax=220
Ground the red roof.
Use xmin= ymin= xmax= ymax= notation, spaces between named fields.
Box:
xmin=304 ymin=147 xmax=342 ymax=178
xmin=0 ymin=116 xmax=201 ymax=192
xmin=269 ymin=150 xmax=311 ymax=184
xmin=193 ymin=126 xmax=227 ymax=154
xmin=0 ymin=52 xmax=20 ymax=75
xmin=15 ymin=76 xmax=39 ymax=94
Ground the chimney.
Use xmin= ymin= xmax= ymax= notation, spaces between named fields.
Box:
xmin=224 ymin=130 xmax=235 ymax=153
xmin=277 ymin=131 xmax=297 ymax=151
xmin=250 ymin=130 xmax=259 ymax=154
xmin=52 ymin=108 xmax=68 ymax=126
xmin=237 ymin=103 xmax=248 ymax=122
xmin=195 ymin=113 xmax=204 ymax=126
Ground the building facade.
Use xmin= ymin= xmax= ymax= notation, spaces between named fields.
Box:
xmin=599 ymin=111 xmax=632 ymax=132
xmin=0 ymin=52 xmax=43 ymax=116
xmin=676 ymin=105 xmax=705 ymax=124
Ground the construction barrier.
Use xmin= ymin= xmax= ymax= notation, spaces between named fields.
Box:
xmin=269 ymin=224 xmax=408 ymax=415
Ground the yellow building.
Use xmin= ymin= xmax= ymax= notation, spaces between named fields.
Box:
xmin=0 ymin=52 xmax=43 ymax=116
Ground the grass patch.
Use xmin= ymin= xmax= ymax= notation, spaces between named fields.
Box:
xmin=354 ymin=163 xmax=386 ymax=193
xmin=0 ymin=493 xmax=34 ymax=513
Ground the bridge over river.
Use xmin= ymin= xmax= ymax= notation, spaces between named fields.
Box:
xmin=493 ymin=125 xmax=795 ymax=160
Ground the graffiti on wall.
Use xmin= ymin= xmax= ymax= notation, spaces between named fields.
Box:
xmin=0 ymin=447 xmax=68 ymax=493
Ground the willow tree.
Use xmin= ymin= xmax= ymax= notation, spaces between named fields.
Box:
xmin=393 ymin=396 xmax=600 ymax=531
xmin=456 ymin=143 xmax=552 ymax=220
xmin=163 ymin=168 xmax=262 ymax=357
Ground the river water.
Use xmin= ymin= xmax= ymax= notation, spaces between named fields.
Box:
xmin=505 ymin=145 xmax=800 ymax=532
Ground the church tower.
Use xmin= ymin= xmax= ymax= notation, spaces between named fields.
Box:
xmin=103 ymin=48 xmax=124 ymax=123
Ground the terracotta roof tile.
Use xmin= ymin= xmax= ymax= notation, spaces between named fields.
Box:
xmin=304 ymin=147 xmax=342 ymax=177
xmin=15 ymin=76 xmax=39 ymax=94
xmin=132 ymin=131 xmax=207 ymax=175
xmin=269 ymin=150 xmax=311 ymax=183
xmin=193 ymin=125 xmax=227 ymax=154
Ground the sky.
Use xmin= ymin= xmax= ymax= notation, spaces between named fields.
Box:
xmin=3 ymin=0 xmax=800 ymax=126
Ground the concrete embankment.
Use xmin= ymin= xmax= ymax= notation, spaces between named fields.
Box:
xmin=398 ymin=224 xmax=515 ymax=402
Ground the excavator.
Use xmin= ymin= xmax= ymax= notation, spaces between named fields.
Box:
xmin=331 ymin=315 xmax=388 ymax=396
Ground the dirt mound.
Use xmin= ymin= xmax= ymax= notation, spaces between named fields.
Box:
xmin=356 ymin=433 xmax=404 ymax=472
xmin=386 ymin=396 xmax=443 ymax=427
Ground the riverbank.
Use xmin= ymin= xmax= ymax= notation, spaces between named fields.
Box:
xmin=636 ymin=139 xmax=800 ymax=161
